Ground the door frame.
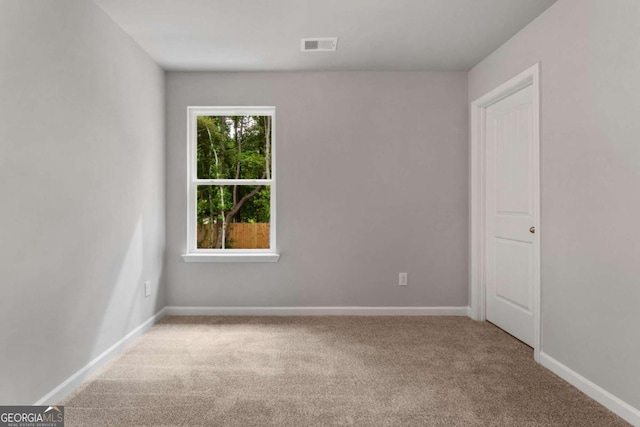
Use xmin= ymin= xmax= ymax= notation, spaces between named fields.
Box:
xmin=469 ymin=63 xmax=541 ymax=362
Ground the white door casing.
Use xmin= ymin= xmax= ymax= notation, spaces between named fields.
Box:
xmin=470 ymin=63 xmax=541 ymax=361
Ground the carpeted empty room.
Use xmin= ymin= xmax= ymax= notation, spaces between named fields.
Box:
xmin=3 ymin=0 xmax=640 ymax=425
xmin=62 ymin=317 xmax=628 ymax=426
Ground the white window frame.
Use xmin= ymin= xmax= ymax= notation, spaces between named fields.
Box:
xmin=182 ymin=106 xmax=279 ymax=263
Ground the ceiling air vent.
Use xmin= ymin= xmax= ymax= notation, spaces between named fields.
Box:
xmin=301 ymin=37 xmax=338 ymax=52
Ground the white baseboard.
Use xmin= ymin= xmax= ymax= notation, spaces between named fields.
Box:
xmin=34 ymin=307 xmax=167 ymax=406
xmin=540 ymin=352 xmax=640 ymax=426
xmin=164 ymin=306 xmax=470 ymax=316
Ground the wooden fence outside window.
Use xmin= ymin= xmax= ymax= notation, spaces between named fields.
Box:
xmin=197 ymin=223 xmax=270 ymax=249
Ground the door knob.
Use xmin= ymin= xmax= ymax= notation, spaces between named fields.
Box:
xmin=529 ymin=226 xmax=535 ymax=234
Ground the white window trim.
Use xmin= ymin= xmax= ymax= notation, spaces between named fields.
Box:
xmin=182 ymin=106 xmax=279 ymax=263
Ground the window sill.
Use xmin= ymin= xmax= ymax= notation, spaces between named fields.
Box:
xmin=181 ymin=253 xmax=280 ymax=263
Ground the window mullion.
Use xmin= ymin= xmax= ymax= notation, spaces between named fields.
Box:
xmin=194 ymin=179 xmax=273 ymax=186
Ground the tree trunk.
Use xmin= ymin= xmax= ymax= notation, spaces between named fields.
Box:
xmin=215 ymin=208 xmax=224 ymax=249
xmin=208 ymin=192 xmax=215 ymax=248
xmin=233 ymin=117 xmax=243 ymax=206
xmin=264 ymin=116 xmax=271 ymax=180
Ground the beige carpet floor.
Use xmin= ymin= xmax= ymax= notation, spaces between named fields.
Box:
xmin=61 ymin=316 xmax=628 ymax=426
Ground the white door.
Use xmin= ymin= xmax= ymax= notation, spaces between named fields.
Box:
xmin=485 ymin=84 xmax=538 ymax=347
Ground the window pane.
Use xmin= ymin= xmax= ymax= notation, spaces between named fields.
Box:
xmin=197 ymin=185 xmax=271 ymax=249
xmin=197 ymin=115 xmax=272 ymax=180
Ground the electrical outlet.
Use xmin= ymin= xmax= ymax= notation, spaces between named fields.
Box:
xmin=144 ymin=281 xmax=151 ymax=297
xmin=399 ymin=272 xmax=408 ymax=286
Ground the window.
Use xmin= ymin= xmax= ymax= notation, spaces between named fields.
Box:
xmin=182 ymin=107 xmax=278 ymax=262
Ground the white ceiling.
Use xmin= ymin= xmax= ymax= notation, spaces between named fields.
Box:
xmin=93 ymin=0 xmax=557 ymax=72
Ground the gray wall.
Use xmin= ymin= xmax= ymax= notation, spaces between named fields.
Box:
xmin=166 ymin=72 xmax=468 ymax=308
xmin=0 ymin=0 xmax=166 ymax=404
xmin=469 ymin=0 xmax=640 ymax=409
